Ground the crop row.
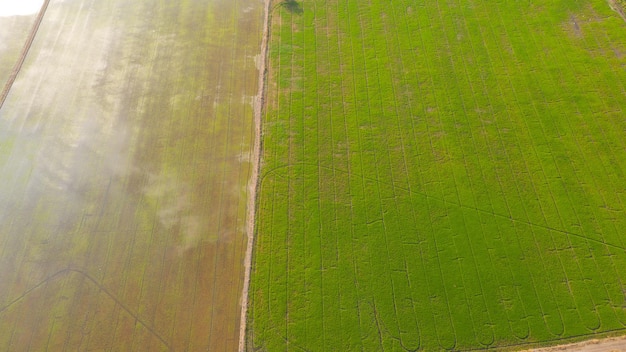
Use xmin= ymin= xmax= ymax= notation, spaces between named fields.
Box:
xmin=250 ymin=0 xmax=626 ymax=350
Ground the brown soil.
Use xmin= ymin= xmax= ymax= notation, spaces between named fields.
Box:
xmin=524 ymin=335 xmax=626 ymax=352
xmin=238 ymin=0 xmax=272 ymax=351
xmin=608 ymin=0 xmax=626 ymax=22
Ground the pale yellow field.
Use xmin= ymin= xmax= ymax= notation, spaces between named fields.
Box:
xmin=0 ymin=0 xmax=263 ymax=350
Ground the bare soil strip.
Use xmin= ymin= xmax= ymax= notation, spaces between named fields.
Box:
xmin=524 ymin=335 xmax=626 ymax=352
xmin=0 ymin=0 xmax=49 ymax=110
xmin=238 ymin=0 xmax=272 ymax=350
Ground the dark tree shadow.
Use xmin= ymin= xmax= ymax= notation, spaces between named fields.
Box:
xmin=281 ymin=0 xmax=303 ymax=15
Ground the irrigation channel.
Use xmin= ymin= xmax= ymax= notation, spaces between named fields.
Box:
xmin=0 ymin=0 xmax=263 ymax=350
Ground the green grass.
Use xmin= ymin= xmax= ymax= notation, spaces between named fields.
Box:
xmin=249 ymin=0 xmax=626 ymax=350
xmin=0 ymin=0 xmax=262 ymax=350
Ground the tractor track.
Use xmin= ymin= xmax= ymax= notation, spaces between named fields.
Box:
xmin=238 ymin=0 xmax=272 ymax=350
xmin=0 ymin=0 xmax=50 ymax=111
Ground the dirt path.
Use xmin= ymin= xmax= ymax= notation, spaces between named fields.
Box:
xmin=0 ymin=0 xmax=49 ymax=111
xmin=608 ymin=0 xmax=626 ymax=22
xmin=238 ymin=0 xmax=272 ymax=351
xmin=525 ymin=336 xmax=626 ymax=352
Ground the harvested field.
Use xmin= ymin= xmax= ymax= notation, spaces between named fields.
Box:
xmin=526 ymin=335 xmax=626 ymax=351
xmin=248 ymin=0 xmax=626 ymax=350
xmin=0 ymin=0 xmax=263 ymax=350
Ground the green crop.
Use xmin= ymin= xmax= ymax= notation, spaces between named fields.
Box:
xmin=249 ymin=0 xmax=626 ymax=350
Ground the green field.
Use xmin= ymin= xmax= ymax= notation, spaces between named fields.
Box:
xmin=249 ymin=0 xmax=626 ymax=350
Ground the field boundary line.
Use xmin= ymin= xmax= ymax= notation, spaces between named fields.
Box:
xmin=0 ymin=0 xmax=50 ymax=111
xmin=608 ymin=0 xmax=626 ymax=22
xmin=238 ymin=0 xmax=271 ymax=350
